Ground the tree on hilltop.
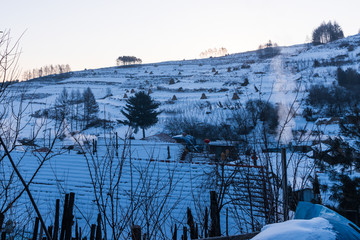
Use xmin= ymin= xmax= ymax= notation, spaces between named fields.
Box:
xmin=257 ymin=40 xmax=280 ymax=58
xmin=116 ymin=56 xmax=142 ymax=66
xmin=120 ymin=91 xmax=161 ymax=138
xmin=312 ymin=21 xmax=344 ymax=45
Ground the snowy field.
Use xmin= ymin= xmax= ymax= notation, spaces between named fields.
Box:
xmin=2 ymin=138 xmax=270 ymax=238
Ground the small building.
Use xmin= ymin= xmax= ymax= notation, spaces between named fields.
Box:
xmin=207 ymin=141 xmax=239 ymax=161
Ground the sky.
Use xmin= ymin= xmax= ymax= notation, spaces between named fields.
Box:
xmin=1 ymin=0 xmax=360 ymax=75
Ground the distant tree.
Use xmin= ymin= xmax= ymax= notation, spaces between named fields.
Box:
xmin=69 ymin=89 xmax=83 ymax=130
xmin=199 ymin=47 xmax=228 ymax=58
xmin=257 ymin=40 xmax=280 ymax=58
xmin=116 ymin=56 xmax=142 ymax=66
xmin=307 ymin=84 xmax=355 ymax=116
xmin=245 ymin=99 xmax=279 ymax=133
xmin=83 ymin=87 xmax=99 ymax=125
xmin=120 ymin=91 xmax=161 ymax=138
xmin=23 ymin=64 xmax=72 ymax=80
xmin=55 ymin=87 xmax=69 ymax=121
xmin=312 ymin=21 xmax=344 ymax=45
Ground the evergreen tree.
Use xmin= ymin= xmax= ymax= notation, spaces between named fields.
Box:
xmin=82 ymin=87 xmax=99 ymax=126
xmin=120 ymin=91 xmax=161 ymax=138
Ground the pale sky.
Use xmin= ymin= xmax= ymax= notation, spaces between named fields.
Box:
xmin=2 ymin=0 xmax=360 ymax=73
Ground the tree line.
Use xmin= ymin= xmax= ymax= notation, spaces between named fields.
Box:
xmin=33 ymin=87 xmax=99 ymax=131
xmin=312 ymin=21 xmax=344 ymax=45
xmin=116 ymin=56 xmax=142 ymax=66
xmin=23 ymin=64 xmax=71 ymax=81
xmin=199 ymin=47 xmax=228 ymax=58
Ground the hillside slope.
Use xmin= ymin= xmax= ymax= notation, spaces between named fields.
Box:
xmin=9 ymin=34 xmax=360 ymax=140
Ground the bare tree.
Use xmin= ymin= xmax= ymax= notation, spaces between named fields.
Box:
xmin=0 ymin=30 xmax=68 ymax=239
xmin=70 ymin=126 xmax=182 ymax=239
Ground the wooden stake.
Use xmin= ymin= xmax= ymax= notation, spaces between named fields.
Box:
xmin=167 ymin=146 xmax=171 ymax=159
xmin=281 ymin=148 xmax=288 ymax=221
xmin=172 ymin=224 xmax=177 ymax=240
xmin=0 ymin=213 xmax=4 ymax=232
xmin=90 ymin=225 xmax=96 ymax=240
xmin=226 ymin=208 xmax=229 ymax=236
xmin=60 ymin=194 xmax=69 ymax=240
xmin=32 ymin=217 xmax=39 ymax=240
xmin=131 ymin=225 xmax=141 ymax=240
xmin=210 ymin=191 xmax=221 ymax=237
xmin=182 ymin=226 xmax=187 ymax=240
xmin=95 ymin=214 xmax=101 ymax=240
xmin=53 ymin=199 xmax=60 ymax=240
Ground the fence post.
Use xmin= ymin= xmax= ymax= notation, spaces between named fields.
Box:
xmin=65 ymin=192 xmax=75 ymax=240
xmin=95 ymin=214 xmax=101 ymax=240
xmin=32 ymin=217 xmax=40 ymax=240
xmin=116 ymin=132 xmax=119 ymax=156
xmin=90 ymin=224 xmax=96 ymax=240
xmin=187 ymin=208 xmax=196 ymax=239
xmin=182 ymin=226 xmax=187 ymax=240
xmin=116 ymin=132 xmax=118 ymax=149
xmin=204 ymin=207 xmax=208 ymax=238
xmin=131 ymin=225 xmax=141 ymax=240
xmin=226 ymin=208 xmax=229 ymax=236
xmin=0 ymin=213 xmax=4 ymax=232
xmin=281 ymin=148 xmax=288 ymax=221
xmin=167 ymin=146 xmax=171 ymax=159
xmin=53 ymin=199 xmax=60 ymax=240
xmin=210 ymin=191 xmax=221 ymax=237
xmin=172 ymin=224 xmax=177 ymax=240
xmin=60 ymin=194 xmax=69 ymax=240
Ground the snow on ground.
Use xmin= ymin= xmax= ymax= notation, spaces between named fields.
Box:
xmin=3 ymin=138 xmax=269 ymax=237
xmin=252 ymin=217 xmax=336 ymax=240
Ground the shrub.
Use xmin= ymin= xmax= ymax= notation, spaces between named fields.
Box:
xmin=307 ymin=85 xmax=332 ymax=107
xmin=337 ymin=67 xmax=360 ymax=91
xmin=245 ymin=99 xmax=279 ymax=133
xmin=307 ymin=84 xmax=356 ymax=116
xmin=313 ymin=60 xmax=321 ymax=67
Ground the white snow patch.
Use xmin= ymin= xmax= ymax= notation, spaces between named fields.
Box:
xmin=252 ymin=217 xmax=336 ymax=240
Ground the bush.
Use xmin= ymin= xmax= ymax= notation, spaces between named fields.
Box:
xmin=245 ymin=99 xmax=279 ymax=133
xmin=303 ymin=107 xmax=315 ymax=121
xmin=337 ymin=67 xmax=360 ymax=91
xmin=307 ymin=84 xmax=356 ymax=116
xmin=313 ymin=60 xmax=321 ymax=67
xmin=307 ymin=85 xmax=332 ymax=107
xmin=348 ymin=45 xmax=355 ymax=51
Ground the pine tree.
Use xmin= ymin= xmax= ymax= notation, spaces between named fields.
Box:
xmin=120 ymin=91 xmax=161 ymax=138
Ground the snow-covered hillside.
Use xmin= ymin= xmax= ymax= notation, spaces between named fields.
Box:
xmin=10 ymin=33 xmax=360 ymax=140
xmin=2 ymin=34 xmax=360 ymax=239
